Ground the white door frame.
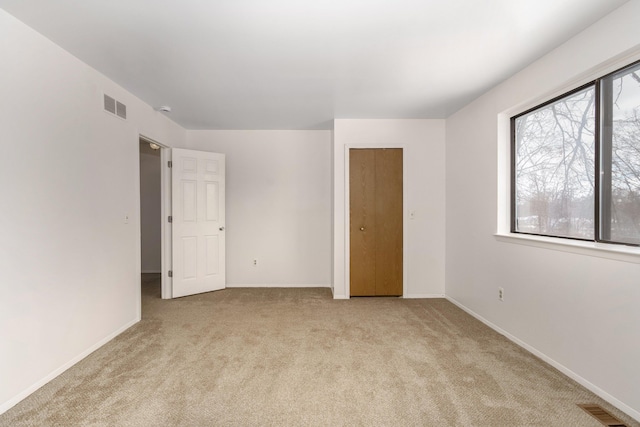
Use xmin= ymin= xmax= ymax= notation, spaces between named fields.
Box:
xmin=344 ymin=143 xmax=408 ymax=298
xmin=160 ymin=147 xmax=172 ymax=299
xmin=139 ymin=135 xmax=173 ymax=300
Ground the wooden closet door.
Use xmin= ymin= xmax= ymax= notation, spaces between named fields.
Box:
xmin=350 ymin=149 xmax=377 ymax=296
xmin=374 ymin=149 xmax=403 ymax=296
xmin=349 ymin=148 xmax=403 ymax=297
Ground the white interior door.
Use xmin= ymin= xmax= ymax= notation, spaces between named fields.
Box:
xmin=171 ymin=148 xmax=225 ymax=298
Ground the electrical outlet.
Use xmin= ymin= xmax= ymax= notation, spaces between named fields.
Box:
xmin=498 ymin=287 xmax=504 ymax=301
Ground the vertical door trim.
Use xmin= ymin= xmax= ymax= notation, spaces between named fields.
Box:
xmin=160 ymin=147 xmax=172 ymax=299
xmin=344 ymin=144 xmax=408 ymax=298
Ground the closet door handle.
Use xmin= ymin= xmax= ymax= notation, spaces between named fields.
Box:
xmin=360 ymin=227 xmax=365 ymax=231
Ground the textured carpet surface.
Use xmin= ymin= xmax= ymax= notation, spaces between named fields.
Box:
xmin=1 ymin=274 xmax=637 ymax=426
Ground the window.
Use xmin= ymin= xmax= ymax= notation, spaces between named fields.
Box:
xmin=512 ymin=60 xmax=640 ymax=246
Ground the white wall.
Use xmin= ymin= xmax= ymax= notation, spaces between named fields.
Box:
xmin=139 ymin=150 xmax=162 ymax=273
xmin=0 ymin=9 xmax=186 ymax=413
xmin=333 ymin=119 xmax=446 ymax=299
xmin=445 ymin=1 xmax=640 ymax=420
xmin=186 ymin=130 xmax=332 ymax=287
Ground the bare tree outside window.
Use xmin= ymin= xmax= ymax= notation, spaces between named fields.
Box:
xmin=602 ymin=63 xmax=640 ymax=245
xmin=514 ymin=86 xmax=595 ymax=239
xmin=512 ymin=60 xmax=640 ymax=246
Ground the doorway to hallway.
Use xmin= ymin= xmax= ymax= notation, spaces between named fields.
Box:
xmin=139 ymin=138 xmax=163 ymax=310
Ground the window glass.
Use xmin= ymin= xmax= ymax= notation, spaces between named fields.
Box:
xmin=602 ymin=63 xmax=640 ymax=245
xmin=514 ymin=86 xmax=595 ymax=239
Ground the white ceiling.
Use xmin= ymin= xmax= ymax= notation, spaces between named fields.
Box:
xmin=0 ymin=0 xmax=629 ymax=130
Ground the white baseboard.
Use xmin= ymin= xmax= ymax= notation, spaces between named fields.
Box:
xmin=0 ymin=317 xmax=140 ymax=416
xmin=331 ymin=293 xmax=445 ymax=299
xmin=445 ymin=296 xmax=640 ymax=423
xmin=225 ymin=283 xmax=331 ymax=288
xmin=404 ymin=293 xmax=446 ymax=299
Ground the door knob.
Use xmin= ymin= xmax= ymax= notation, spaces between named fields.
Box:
xmin=219 ymin=226 xmax=225 ymax=231
xmin=360 ymin=227 xmax=365 ymax=231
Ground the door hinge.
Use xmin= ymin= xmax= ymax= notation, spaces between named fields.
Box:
xmin=168 ymin=216 xmax=172 ymax=223
xmin=168 ymin=160 xmax=172 ymax=168
xmin=168 ymin=270 xmax=173 ymax=278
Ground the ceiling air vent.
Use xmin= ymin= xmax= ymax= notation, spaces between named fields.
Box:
xmin=116 ymin=101 xmax=127 ymax=119
xmin=103 ymin=94 xmax=116 ymax=114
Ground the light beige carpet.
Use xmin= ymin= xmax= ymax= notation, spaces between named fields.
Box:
xmin=1 ymin=274 xmax=637 ymax=426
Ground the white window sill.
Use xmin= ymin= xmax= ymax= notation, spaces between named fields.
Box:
xmin=494 ymin=233 xmax=640 ymax=264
